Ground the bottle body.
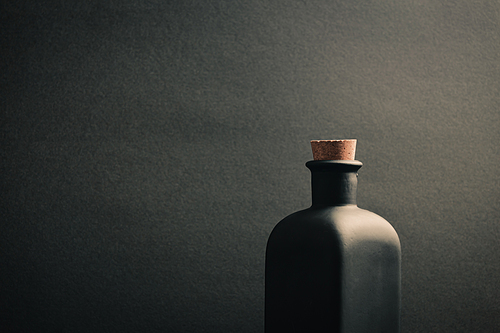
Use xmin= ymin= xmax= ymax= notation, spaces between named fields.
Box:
xmin=265 ymin=161 xmax=401 ymax=333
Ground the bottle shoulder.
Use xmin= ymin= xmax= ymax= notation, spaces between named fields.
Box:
xmin=278 ymin=205 xmax=387 ymax=224
xmin=269 ymin=205 xmax=400 ymax=248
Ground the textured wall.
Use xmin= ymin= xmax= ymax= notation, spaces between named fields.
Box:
xmin=1 ymin=1 xmax=499 ymax=332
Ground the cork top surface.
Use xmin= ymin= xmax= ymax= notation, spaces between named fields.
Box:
xmin=310 ymin=139 xmax=357 ymax=160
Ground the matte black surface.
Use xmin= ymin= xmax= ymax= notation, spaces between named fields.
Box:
xmin=265 ymin=160 xmax=400 ymax=332
xmin=307 ymin=160 xmax=362 ymax=206
xmin=1 ymin=1 xmax=499 ymax=332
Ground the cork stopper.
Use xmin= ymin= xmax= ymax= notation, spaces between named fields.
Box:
xmin=310 ymin=139 xmax=357 ymax=160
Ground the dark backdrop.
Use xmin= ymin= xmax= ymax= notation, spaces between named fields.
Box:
xmin=1 ymin=1 xmax=499 ymax=332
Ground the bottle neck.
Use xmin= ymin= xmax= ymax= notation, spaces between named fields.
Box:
xmin=306 ymin=160 xmax=362 ymax=207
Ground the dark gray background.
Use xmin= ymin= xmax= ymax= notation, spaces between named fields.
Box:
xmin=1 ymin=1 xmax=499 ymax=332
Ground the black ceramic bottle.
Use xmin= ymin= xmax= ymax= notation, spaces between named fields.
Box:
xmin=265 ymin=140 xmax=401 ymax=333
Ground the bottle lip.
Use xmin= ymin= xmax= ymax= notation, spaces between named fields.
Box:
xmin=306 ymin=160 xmax=363 ymax=172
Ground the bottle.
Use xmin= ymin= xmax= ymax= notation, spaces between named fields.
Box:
xmin=265 ymin=139 xmax=401 ymax=333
